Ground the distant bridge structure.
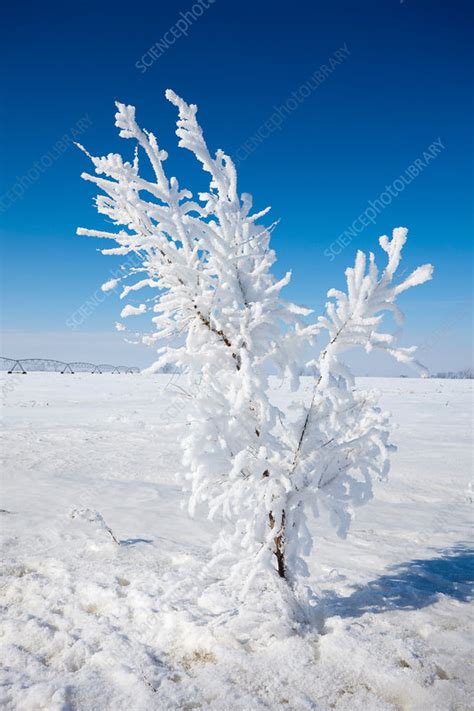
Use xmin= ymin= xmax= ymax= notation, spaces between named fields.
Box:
xmin=0 ymin=357 xmax=140 ymax=374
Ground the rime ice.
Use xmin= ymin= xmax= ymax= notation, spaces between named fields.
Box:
xmin=77 ymin=92 xmax=433 ymax=622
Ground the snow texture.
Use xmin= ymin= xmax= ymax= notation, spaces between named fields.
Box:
xmin=0 ymin=373 xmax=472 ymax=710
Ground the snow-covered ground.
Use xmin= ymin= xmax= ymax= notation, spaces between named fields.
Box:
xmin=0 ymin=373 xmax=472 ymax=710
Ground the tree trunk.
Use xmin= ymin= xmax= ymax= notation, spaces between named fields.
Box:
xmin=269 ymin=510 xmax=286 ymax=578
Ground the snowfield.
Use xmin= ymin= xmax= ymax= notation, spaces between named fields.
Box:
xmin=0 ymin=373 xmax=472 ymax=710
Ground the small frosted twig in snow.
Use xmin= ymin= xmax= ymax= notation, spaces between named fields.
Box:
xmin=69 ymin=508 xmax=121 ymax=545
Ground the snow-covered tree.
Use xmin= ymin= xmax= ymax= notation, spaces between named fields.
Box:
xmin=77 ymin=92 xmax=433 ymax=615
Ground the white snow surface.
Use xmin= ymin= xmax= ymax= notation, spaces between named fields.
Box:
xmin=0 ymin=373 xmax=472 ymax=710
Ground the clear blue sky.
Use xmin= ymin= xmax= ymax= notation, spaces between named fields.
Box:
xmin=1 ymin=0 xmax=472 ymax=373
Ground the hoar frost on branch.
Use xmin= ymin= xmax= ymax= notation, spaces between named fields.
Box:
xmin=77 ymin=91 xmax=433 ymax=610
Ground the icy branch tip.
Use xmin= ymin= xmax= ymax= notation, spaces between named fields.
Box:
xmin=165 ymin=89 xmax=197 ymax=115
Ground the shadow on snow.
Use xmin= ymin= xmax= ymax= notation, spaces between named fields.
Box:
xmin=319 ymin=544 xmax=473 ymax=619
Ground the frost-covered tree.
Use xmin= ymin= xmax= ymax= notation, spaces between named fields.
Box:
xmin=77 ymin=92 xmax=433 ymax=613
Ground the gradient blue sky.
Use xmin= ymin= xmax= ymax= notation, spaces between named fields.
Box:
xmin=1 ymin=0 xmax=472 ymax=373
